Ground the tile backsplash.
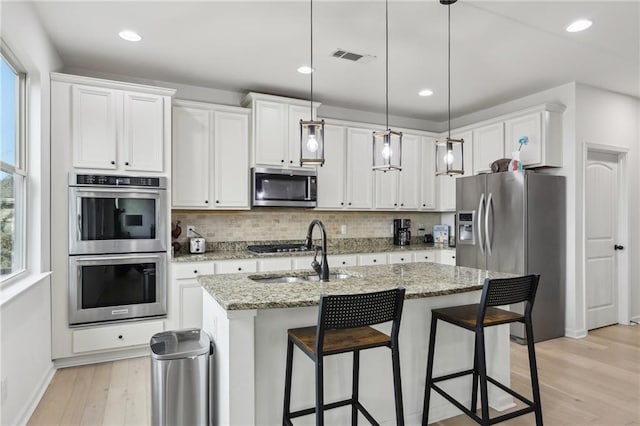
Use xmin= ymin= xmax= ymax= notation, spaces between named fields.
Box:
xmin=172 ymin=209 xmax=441 ymax=243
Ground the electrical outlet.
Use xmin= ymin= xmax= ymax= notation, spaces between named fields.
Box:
xmin=417 ymin=223 xmax=426 ymax=236
xmin=186 ymin=225 xmax=196 ymax=238
xmin=340 ymin=225 xmax=347 ymax=235
xmin=1 ymin=378 xmax=8 ymax=403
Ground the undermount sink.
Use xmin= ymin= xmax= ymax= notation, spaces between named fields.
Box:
xmin=249 ymin=273 xmax=356 ymax=284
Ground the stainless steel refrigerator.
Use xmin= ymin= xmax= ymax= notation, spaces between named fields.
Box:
xmin=455 ymin=171 xmax=565 ymax=343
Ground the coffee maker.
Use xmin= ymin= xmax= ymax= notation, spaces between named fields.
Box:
xmin=393 ymin=219 xmax=411 ymax=246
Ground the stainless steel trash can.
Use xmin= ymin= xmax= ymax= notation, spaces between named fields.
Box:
xmin=150 ymin=329 xmax=213 ymax=426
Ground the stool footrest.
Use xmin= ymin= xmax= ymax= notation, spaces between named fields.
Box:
xmin=288 ymin=398 xmax=380 ymax=425
xmin=432 ymin=368 xmax=475 ymax=383
xmin=485 ymin=375 xmax=535 ymax=407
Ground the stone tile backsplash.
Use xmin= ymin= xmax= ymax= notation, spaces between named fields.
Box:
xmin=171 ymin=209 xmax=442 ymax=244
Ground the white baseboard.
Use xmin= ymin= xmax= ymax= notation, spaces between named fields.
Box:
xmin=630 ymin=316 xmax=640 ymax=324
xmin=564 ymin=328 xmax=588 ymax=339
xmin=15 ymin=364 xmax=56 ymax=426
xmin=53 ymin=346 xmax=150 ymax=369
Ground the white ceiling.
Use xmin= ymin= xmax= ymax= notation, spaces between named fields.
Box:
xmin=33 ymin=1 xmax=640 ymax=122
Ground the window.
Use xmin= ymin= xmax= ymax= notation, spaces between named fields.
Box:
xmin=1 ymin=45 xmax=26 ymax=281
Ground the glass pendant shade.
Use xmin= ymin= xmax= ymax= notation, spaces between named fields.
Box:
xmin=372 ymin=129 xmax=402 ymax=171
xmin=435 ymin=136 xmax=464 ymax=176
xmin=300 ymin=119 xmax=325 ymax=166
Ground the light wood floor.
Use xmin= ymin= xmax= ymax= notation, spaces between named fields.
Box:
xmin=28 ymin=325 xmax=639 ymax=425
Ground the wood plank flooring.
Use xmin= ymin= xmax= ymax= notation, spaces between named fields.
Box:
xmin=28 ymin=325 xmax=639 ymax=425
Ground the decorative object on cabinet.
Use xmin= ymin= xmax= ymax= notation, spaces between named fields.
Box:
xmin=299 ymin=0 xmax=325 ymax=167
xmin=490 ymin=158 xmax=511 ymax=173
xmin=435 ymin=0 xmax=464 ymax=177
xmin=372 ymin=0 xmax=402 ymax=172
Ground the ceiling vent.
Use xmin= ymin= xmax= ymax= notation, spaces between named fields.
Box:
xmin=332 ymin=49 xmax=376 ymax=64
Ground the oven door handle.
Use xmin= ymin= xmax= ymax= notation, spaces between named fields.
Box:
xmin=77 ymin=214 xmax=82 ymax=239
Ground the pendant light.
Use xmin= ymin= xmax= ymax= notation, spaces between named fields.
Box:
xmin=373 ymin=0 xmax=402 ymax=171
xmin=435 ymin=0 xmax=464 ymax=176
xmin=300 ymin=0 xmax=325 ymax=166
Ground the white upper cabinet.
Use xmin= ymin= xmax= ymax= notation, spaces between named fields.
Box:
xmin=346 ymin=127 xmax=374 ymax=209
xmin=437 ymin=130 xmax=472 ymax=211
xmin=472 ymin=122 xmax=504 ymax=174
xmin=505 ymin=105 xmax=564 ymax=168
xmin=172 ymin=100 xmax=250 ymax=209
xmin=374 ymin=169 xmax=398 ymax=209
xmin=398 ymin=133 xmax=421 ymax=210
xmin=316 ymin=124 xmax=347 ymax=209
xmin=243 ymin=92 xmax=319 ymax=169
xmin=71 ymin=83 xmax=168 ymax=173
xmin=420 ymin=136 xmax=437 ymax=210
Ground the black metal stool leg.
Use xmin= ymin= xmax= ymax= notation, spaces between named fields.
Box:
xmin=422 ymin=315 xmax=438 ymax=426
xmin=352 ymin=350 xmax=360 ymax=425
xmin=391 ymin=342 xmax=405 ymax=426
xmin=526 ymin=320 xmax=543 ymax=425
xmin=283 ymin=339 xmax=294 ymax=426
xmin=476 ymin=329 xmax=490 ymax=426
xmin=315 ymin=357 xmax=324 ymax=426
xmin=471 ymin=334 xmax=479 ymax=414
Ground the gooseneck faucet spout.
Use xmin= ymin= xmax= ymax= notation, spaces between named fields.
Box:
xmin=304 ymin=219 xmax=330 ymax=282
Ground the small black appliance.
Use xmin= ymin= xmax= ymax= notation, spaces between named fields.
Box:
xmin=393 ymin=219 xmax=411 ymax=246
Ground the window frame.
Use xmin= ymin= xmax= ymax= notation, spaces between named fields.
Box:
xmin=1 ymin=41 xmax=28 ymax=284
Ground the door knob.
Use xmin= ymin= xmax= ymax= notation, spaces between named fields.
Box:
xmin=614 ymin=244 xmax=624 ymax=250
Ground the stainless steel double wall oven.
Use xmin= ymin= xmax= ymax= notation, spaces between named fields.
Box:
xmin=68 ymin=174 xmax=168 ymax=325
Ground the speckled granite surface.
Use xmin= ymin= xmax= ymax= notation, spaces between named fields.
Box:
xmin=198 ymin=262 xmax=514 ymax=311
xmin=173 ymin=238 xmax=453 ymax=262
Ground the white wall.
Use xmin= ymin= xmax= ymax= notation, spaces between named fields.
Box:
xmin=0 ymin=2 xmax=62 ymax=424
xmin=575 ymin=84 xmax=640 ymax=325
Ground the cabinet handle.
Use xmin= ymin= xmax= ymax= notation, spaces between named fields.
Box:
xmin=118 ymin=335 xmax=123 ymax=340
xmin=422 ymin=204 xmax=426 ymax=207
xmin=110 ymin=160 xmax=115 ymax=165
xmin=373 ymin=259 xmax=377 ymax=263
xmin=452 ymin=256 xmax=456 ymax=259
xmin=125 ymin=161 xmax=130 ymax=166
xmin=425 ymin=256 xmax=429 ymax=259
xmin=281 ymin=159 xmax=285 ymax=163
xmin=216 ymin=200 xmax=220 ymax=204
xmin=394 ymin=203 xmax=397 ymax=207
xmin=401 ymin=203 xmax=404 ymax=207
xmin=348 ymin=202 xmax=352 ymax=206
xmin=194 ymin=270 xmax=198 ymax=274
xmin=238 ymin=267 xmax=242 ymax=271
xmin=205 ymin=200 xmax=209 ymax=204
xmin=400 ymin=258 xmax=404 ymax=261
xmin=342 ymin=261 xmax=346 ymax=265
xmin=289 ymin=160 xmax=293 ymax=164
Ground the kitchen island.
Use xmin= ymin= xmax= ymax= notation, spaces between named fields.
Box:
xmin=200 ymin=262 xmax=516 ymax=425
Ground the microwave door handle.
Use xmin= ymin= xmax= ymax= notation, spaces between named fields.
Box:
xmin=485 ymin=192 xmax=493 ymax=256
xmin=306 ymin=177 xmax=311 ymax=200
xmin=477 ymin=193 xmax=485 ymax=254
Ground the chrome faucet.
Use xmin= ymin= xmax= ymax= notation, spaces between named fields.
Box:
xmin=304 ymin=219 xmax=330 ymax=282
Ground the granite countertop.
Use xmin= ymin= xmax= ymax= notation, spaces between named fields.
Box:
xmin=198 ymin=262 xmax=514 ymax=311
xmin=173 ymin=240 xmax=455 ymax=263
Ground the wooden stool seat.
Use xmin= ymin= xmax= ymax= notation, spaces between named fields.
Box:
xmin=432 ymin=304 xmax=525 ymax=330
xmin=283 ymin=288 xmax=406 ymax=426
xmin=423 ymin=275 xmax=543 ymax=426
xmin=288 ymin=325 xmax=392 ymax=357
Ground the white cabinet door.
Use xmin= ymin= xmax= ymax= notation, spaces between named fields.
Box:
xmin=288 ymin=104 xmax=317 ymax=169
xmin=358 ymin=253 xmax=387 ymax=266
xmin=180 ymin=284 xmax=203 ymax=328
xmin=420 ymin=136 xmax=436 ymax=210
xmin=413 ymin=250 xmax=436 ymax=263
xmin=437 ymin=131 xmax=472 ymax=211
xmin=473 ymin=122 xmax=504 ymax=174
xmin=398 ymin=134 xmax=421 ymax=210
xmin=215 ymin=259 xmax=257 ymax=274
xmin=346 ymin=128 xmax=374 ymax=209
xmin=375 ymin=170 xmax=398 ymax=209
xmin=327 ymin=255 xmax=357 ymax=268
xmin=72 ymin=85 xmax=118 ymax=170
xmin=258 ymin=258 xmax=293 ymax=272
xmin=388 ymin=252 xmax=414 ymax=264
xmin=123 ymin=92 xmax=164 ymax=172
xmin=172 ymin=105 xmax=211 ymax=207
xmin=292 ymin=256 xmax=315 ymax=270
xmin=505 ymin=113 xmax=541 ymax=167
xmin=317 ymin=124 xmax=346 ymax=209
xmin=213 ymin=111 xmax=249 ymax=208
xmin=438 ymin=249 xmax=457 ymax=265
xmin=254 ymin=100 xmax=288 ymax=166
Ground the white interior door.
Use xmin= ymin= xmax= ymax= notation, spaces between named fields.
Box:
xmin=585 ymin=151 xmax=620 ymax=330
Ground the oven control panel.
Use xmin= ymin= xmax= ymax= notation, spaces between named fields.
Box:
xmin=72 ymin=174 xmax=165 ymax=189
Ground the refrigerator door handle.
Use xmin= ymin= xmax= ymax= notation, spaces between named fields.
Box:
xmin=485 ymin=192 xmax=493 ymax=256
xmin=477 ymin=193 xmax=485 ymax=254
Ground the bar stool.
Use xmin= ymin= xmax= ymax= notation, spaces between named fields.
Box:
xmin=422 ymin=275 xmax=543 ymax=426
xmin=283 ymin=288 xmax=406 ymax=426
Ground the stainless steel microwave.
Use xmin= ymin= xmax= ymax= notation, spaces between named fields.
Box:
xmin=252 ymin=167 xmax=317 ymax=207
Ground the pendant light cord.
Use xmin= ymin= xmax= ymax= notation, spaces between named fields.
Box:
xmin=385 ymin=0 xmax=389 ymax=130
xmin=447 ymin=3 xmax=451 ymax=139
xmin=310 ymin=0 xmax=314 ymax=119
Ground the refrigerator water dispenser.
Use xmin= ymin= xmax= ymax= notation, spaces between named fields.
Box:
xmin=457 ymin=211 xmax=475 ymax=245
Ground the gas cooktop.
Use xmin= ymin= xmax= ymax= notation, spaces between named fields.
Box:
xmin=246 ymin=243 xmax=311 ymax=254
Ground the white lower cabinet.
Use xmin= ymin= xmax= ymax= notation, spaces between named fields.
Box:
xmin=215 ymin=259 xmax=257 ymax=274
xmin=258 ymin=258 xmax=293 ymax=272
xmin=438 ymin=249 xmax=457 ymax=265
xmin=412 ymin=250 xmax=436 ymax=263
xmin=388 ymin=252 xmax=414 ymax=264
xmin=327 ymin=254 xmax=358 ymax=268
xmin=72 ymin=320 xmax=164 ymax=353
xmin=357 ymin=253 xmax=388 ymax=266
xmin=291 ymin=256 xmax=315 ymax=270
xmin=173 ymin=262 xmax=214 ymax=329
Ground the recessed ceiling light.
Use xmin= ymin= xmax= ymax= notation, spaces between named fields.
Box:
xmin=418 ymin=89 xmax=434 ymax=97
xmin=297 ymin=66 xmax=314 ymax=74
xmin=118 ymin=30 xmax=142 ymax=42
xmin=566 ymin=19 xmax=592 ymax=33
